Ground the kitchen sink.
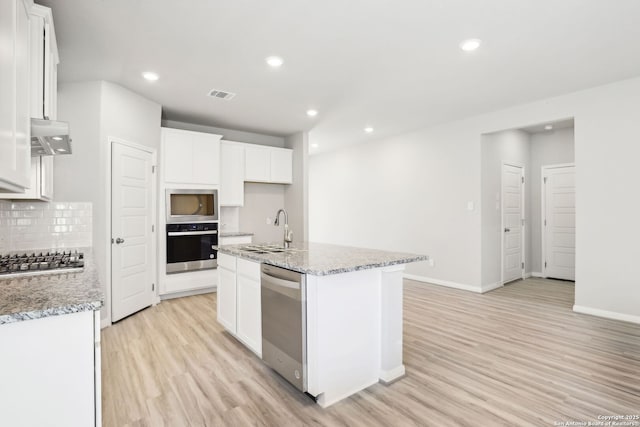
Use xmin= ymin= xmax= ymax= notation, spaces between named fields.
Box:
xmin=237 ymin=244 xmax=305 ymax=254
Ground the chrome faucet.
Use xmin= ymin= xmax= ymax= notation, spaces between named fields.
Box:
xmin=274 ymin=208 xmax=293 ymax=248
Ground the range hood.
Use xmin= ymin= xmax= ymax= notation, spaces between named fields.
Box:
xmin=30 ymin=118 xmax=72 ymax=156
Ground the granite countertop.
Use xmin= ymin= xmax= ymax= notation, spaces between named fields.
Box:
xmin=219 ymin=231 xmax=254 ymax=238
xmin=218 ymin=242 xmax=427 ymax=276
xmin=0 ymin=248 xmax=103 ymax=325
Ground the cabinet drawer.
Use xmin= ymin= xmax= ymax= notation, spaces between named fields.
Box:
xmin=217 ymin=253 xmax=236 ymax=271
xmin=237 ymin=258 xmax=260 ymax=281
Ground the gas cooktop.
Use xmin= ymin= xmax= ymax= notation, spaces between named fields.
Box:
xmin=0 ymin=250 xmax=84 ymax=278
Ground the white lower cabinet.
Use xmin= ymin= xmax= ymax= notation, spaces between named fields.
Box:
xmin=236 ymin=258 xmax=262 ymax=356
xmin=0 ymin=310 xmax=101 ymax=426
xmin=217 ymin=255 xmax=237 ymax=332
xmin=217 ymin=253 xmax=262 ymax=357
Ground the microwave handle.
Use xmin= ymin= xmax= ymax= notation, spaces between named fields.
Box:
xmin=167 ymin=230 xmax=218 ymax=237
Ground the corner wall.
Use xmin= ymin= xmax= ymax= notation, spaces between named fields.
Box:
xmin=480 ymin=129 xmax=531 ymax=289
xmin=57 ymin=81 xmax=162 ymax=323
xmin=284 ymin=132 xmax=308 ymax=242
xmin=309 ymin=76 xmax=640 ymax=321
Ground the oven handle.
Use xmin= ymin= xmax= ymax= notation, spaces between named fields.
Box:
xmin=167 ymin=230 xmax=218 ymax=237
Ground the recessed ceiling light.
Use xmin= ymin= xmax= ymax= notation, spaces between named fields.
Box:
xmin=364 ymin=127 xmax=374 ymax=133
xmin=545 ymin=125 xmax=553 ymax=130
xmin=311 ymin=143 xmax=319 ymax=148
xmin=142 ymin=71 xmax=159 ymax=81
xmin=306 ymin=109 xmax=318 ymax=117
xmin=459 ymin=38 xmax=482 ymax=52
xmin=266 ymin=56 xmax=284 ymax=68
xmin=52 ymin=136 xmax=62 ymax=141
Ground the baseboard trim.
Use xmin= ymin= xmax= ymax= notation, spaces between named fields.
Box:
xmin=160 ymin=286 xmax=216 ymax=301
xmin=531 ymin=272 xmax=544 ymax=278
xmin=100 ymin=317 xmax=111 ymax=329
xmin=573 ymin=305 xmax=640 ymax=325
xmin=404 ymin=273 xmax=483 ymax=293
xmin=480 ymin=282 xmax=503 ymax=293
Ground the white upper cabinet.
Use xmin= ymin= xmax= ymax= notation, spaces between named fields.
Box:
xmin=0 ymin=0 xmax=31 ymax=192
xmin=30 ymin=4 xmax=59 ymax=121
xmin=270 ymin=148 xmax=293 ymax=184
xmin=244 ymin=145 xmax=292 ymax=184
xmin=220 ymin=141 xmax=245 ymax=206
xmin=244 ymin=145 xmax=271 ymax=182
xmin=1 ymin=3 xmax=59 ymax=201
xmin=161 ymin=127 xmax=221 ymax=185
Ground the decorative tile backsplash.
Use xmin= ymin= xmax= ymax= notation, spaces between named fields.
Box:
xmin=0 ymin=201 xmax=92 ymax=252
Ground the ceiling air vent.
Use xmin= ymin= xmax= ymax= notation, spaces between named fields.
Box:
xmin=207 ymin=89 xmax=236 ymax=100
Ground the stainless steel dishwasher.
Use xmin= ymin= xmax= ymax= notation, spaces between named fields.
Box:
xmin=261 ymin=264 xmax=307 ymax=392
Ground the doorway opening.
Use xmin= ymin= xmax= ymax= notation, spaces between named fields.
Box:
xmin=481 ymin=118 xmax=575 ymax=293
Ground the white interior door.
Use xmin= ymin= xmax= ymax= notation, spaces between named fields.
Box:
xmin=112 ymin=142 xmax=154 ymax=322
xmin=502 ymin=164 xmax=524 ymax=284
xmin=543 ymin=165 xmax=576 ymax=280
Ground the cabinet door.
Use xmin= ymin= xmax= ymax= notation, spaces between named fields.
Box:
xmin=14 ymin=0 xmax=30 ymax=187
xmin=220 ymin=142 xmax=245 ymax=206
xmin=270 ymin=148 xmax=293 ymax=184
xmin=0 ymin=311 xmax=96 ymax=426
xmin=244 ymin=146 xmax=271 ymax=182
xmin=162 ymin=129 xmax=193 ymax=183
xmin=236 ymin=275 xmax=262 ymax=356
xmin=192 ymin=132 xmax=220 ymax=185
xmin=217 ymin=266 xmax=237 ymax=333
xmin=41 ymin=156 xmax=54 ymax=200
xmin=0 ymin=0 xmax=30 ymax=192
xmin=0 ymin=2 xmax=15 ymax=182
xmin=30 ymin=15 xmax=45 ymax=119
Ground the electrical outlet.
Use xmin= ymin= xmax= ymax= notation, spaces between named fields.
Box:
xmin=428 ymin=258 xmax=435 ymax=267
xmin=266 ymin=217 xmax=271 ymax=225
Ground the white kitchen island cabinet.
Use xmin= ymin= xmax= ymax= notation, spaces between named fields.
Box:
xmin=217 ymin=253 xmax=262 ymax=356
xmin=217 ymin=242 xmax=426 ymax=408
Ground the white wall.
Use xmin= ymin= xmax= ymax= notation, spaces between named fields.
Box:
xmin=239 ymin=183 xmax=285 ymax=243
xmin=309 ymin=76 xmax=640 ymax=322
xmin=310 ymin=124 xmax=482 ymax=288
xmin=480 ymin=129 xmax=531 ymax=288
xmin=57 ymin=81 xmax=161 ymax=323
xmin=529 ymin=127 xmax=575 ymax=273
xmin=284 ymin=132 xmax=308 ymax=242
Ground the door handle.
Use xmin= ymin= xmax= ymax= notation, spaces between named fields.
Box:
xmin=504 ymin=228 xmax=510 ymax=233
xmin=115 ymin=237 xmax=125 ymax=244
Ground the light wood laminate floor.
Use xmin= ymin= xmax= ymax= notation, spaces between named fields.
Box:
xmin=102 ymin=278 xmax=640 ymax=426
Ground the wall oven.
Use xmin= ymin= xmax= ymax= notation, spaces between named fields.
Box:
xmin=166 ymin=222 xmax=218 ymax=274
xmin=166 ymin=189 xmax=219 ymax=223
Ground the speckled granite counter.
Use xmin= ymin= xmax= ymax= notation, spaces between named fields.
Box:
xmin=219 ymin=231 xmax=254 ymax=238
xmin=218 ymin=242 xmax=426 ymax=275
xmin=0 ymin=248 xmax=103 ymax=325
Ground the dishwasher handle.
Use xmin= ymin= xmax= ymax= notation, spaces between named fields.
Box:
xmin=261 ymin=272 xmax=302 ymax=299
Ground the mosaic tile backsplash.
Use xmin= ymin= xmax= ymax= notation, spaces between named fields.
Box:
xmin=0 ymin=200 xmax=92 ymax=252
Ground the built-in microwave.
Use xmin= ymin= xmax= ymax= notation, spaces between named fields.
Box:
xmin=166 ymin=189 xmax=218 ymax=223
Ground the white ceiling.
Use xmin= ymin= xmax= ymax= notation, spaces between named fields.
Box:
xmin=40 ymin=0 xmax=640 ymax=153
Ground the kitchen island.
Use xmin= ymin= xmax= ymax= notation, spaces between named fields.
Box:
xmin=0 ymin=249 xmax=103 ymax=426
xmin=218 ymin=242 xmax=426 ymax=407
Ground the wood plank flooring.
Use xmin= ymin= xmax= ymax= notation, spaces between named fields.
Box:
xmin=102 ymin=278 xmax=640 ymax=426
